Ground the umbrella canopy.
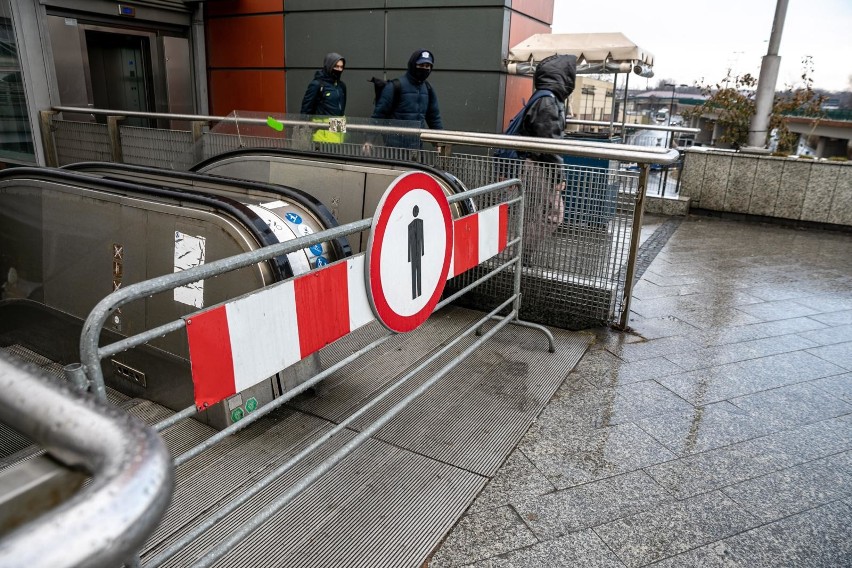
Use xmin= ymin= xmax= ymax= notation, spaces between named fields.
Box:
xmin=507 ymin=32 xmax=655 ymax=76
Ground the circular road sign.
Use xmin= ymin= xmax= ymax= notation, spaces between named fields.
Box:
xmin=365 ymin=171 xmax=453 ymax=333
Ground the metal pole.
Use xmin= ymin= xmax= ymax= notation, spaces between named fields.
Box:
xmin=618 ymin=165 xmax=649 ymax=329
xmin=748 ymin=0 xmax=789 ymax=148
xmin=107 ymin=116 xmax=125 ymax=163
xmin=38 ymin=110 xmax=58 ymax=167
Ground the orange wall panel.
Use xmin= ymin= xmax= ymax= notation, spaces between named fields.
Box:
xmin=209 ymin=69 xmax=285 ymax=115
xmin=503 ymin=74 xmax=534 ymax=130
xmin=207 ymin=15 xmax=284 ymax=68
xmin=207 ymin=0 xmax=283 ymax=17
xmin=511 ymin=0 xmax=554 ymax=24
xmin=508 ymin=11 xmax=551 ymax=51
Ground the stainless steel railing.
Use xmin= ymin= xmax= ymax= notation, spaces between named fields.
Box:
xmin=0 ymin=353 xmax=173 ymax=568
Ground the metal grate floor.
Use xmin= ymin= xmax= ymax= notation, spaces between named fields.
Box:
xmin=0 ymin=307 xmax=591 ymax=567
xmin=141 ymin=306 xmax=590 ymax=567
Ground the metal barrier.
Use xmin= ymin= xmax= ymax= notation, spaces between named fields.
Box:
xmin=71 ymin=176 xmax=548 ymax=565
xmin=0 ymin=353 xmax=172 ymax=568
xmin=41 ymin=107 xmax=681 ymax=328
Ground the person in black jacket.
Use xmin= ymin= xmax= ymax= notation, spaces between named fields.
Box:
xmin=517 ymin=54 xmax=577 ymax=252
xmin=300 ymin=53 xmax=347 ymax=116
xmin=519 ymin=54 xmax=577 ymax=180
xmin=371 ymin=49 xmax=442 ymax=149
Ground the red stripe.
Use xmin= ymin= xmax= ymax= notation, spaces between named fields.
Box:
xmin=185 ymin=306 xmax=236 ymax=410
xmin=498 ymin=204 xmax=508 ymax=251
xmin=294 ymin=261 xmax=351 ymax=358
xmin=453 ymin=214 xmax=479 ymax=277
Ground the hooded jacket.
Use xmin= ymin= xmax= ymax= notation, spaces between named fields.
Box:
xmin=519 ymin=54 xmax=577 ymax=171
xmin=372 ymin=49 xmax=443 ymax=133
xmin=300 ymin=52 xmax=347 ymax=116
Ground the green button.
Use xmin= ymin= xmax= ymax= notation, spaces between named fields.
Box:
xmin=245 ymin=397 xmax=258 ymax=413
xmin=231 ymin=407 xmax=244 ymax=422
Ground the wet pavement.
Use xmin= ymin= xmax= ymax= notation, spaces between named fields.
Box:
xmin=429 ymin=213 xmax=852 ymax=567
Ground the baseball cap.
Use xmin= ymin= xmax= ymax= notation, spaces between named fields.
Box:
xmin=415 ymin=50 xmax=434 ymax=65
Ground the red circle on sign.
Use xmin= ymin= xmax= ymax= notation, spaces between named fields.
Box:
xmin=366 ymin=171 xmax=453 ymax=333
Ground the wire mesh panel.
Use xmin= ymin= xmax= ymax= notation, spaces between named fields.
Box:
xmin=120 ymin=126 xmax=196 ymax=170
xmin=433 ymin=152 xmax=639 ymax=329
xmin=53 ymin=120 xmax=111 ymax=165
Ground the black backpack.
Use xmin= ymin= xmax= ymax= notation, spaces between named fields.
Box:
xmin=368 ymin=77 xmax=433 ymax=115
xmin=493 ymin=89 xmax=555 ymax=162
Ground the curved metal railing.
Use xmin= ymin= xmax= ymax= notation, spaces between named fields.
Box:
xmin=0 ymin=353 xmax=173 ymax=568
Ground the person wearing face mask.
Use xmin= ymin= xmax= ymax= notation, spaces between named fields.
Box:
xmin=300 ymin=53 xmax=347 ymax=143
xmin=371 ymin=49 xmax=442 ymax=149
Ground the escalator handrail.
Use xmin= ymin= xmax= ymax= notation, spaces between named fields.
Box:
xmin=0 ymin=167 xmax=293 ymax=280
xmin=62 ymin=161 xmax=353 ymax=261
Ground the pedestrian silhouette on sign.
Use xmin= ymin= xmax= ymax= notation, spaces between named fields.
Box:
xmin=408 ymin=205 xmax=424 ymax=299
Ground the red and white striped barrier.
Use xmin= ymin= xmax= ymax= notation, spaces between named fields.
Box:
xmin=185 ymin=197 xmax=510 ymax=409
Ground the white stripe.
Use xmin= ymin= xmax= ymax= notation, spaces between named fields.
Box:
xmin=226 ymin=281 xmax=301 ymax=392
xmin=347 ymin=255 xmax=375 ymax=330
xmin=447 ymin=244 xmax=455 ymax=280
xmin=478 ymin=206 xmax=501 ymax=262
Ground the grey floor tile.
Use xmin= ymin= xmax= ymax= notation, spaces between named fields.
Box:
xmin=626 ymin=315 xmax=701 ymax=341
xmin=467 ymin=450 xmax=556 ymax=514
xmin=729 ymin=382 xmax=852 ymax=428
xmin=649 ymin=499 xmax=852 ymax=568
xmin=672 ymin=307 xmax=764 ymax=331
xmin=607 ymin=336 xmax=704 ymax=364
xmin=720 ymin=451 xmax=852 ymax=523
xmin=811 ymin=309 xmax=852 ymax=326
xmin=635 ymin=401 xmax=787 ymax=456
xmin=519 ymin=421 xmax=676 ymax=489
xmin=807 ymin=341 xmax=852 ymax=371
xmin=810 ymin=373 xmax=852 ymax=403
xmin=513 ymin=471 xmax=672 ymax=539
xmin=539 ymin=380 xmax=692 ymax=431
xmin=794 ymin=295 xmax=852 ymax=313
xmin=464 ymin=529 xmax=626 ymax=568
xmin=429 ymin=506 xmax=538 ymax=567
xmin=734 ymin=299 xmax=822 ymax=322
xmin=798 ymin=324 xmax=852 ymax=346
xmin=688 ymin=316 xmax=828 ymax=348
xmin=665 ymin=334 xmax=819 ymax=372
xmin=657 ymin=351 xmax=847 ymax=405
xmin=594 ymin=491 xmax=758 ymax=568
xmin=643 ymin=438 xmax=792 ymax=500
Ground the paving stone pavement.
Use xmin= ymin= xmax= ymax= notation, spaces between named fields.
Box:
xmin=428 ymin=214 xmax=852 ymax=567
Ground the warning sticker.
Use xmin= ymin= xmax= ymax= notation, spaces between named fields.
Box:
xmin=174 ymin=231 xmax=206 ymax=308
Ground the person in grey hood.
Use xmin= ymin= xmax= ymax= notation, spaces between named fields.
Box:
xmin=300 ymin=52 xmax=347 ymax=116
xmin=518 ymin=53 xmax=577 ymax=174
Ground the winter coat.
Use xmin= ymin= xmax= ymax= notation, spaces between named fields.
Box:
xmin=372 ymin=51 xmax=443 ymax=131
xmin=300 ymin=52 xmax=347 ymax=116
xmin=519 ymin=54 xmax=577 ymax=174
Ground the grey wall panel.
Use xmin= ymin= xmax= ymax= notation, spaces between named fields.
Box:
xmin=285 ymin=0 xmax=386 ymax=10
xmin=47 ymin=15 xmax=90 ymax=107
xmin=284 ymin=11 xmax=386 ymax=69
xmin=428 ymin=71 xmax=502 ymax=133
xmin=386 ymin=8 xmax=505 ymax=71
xmin=388 ymin=0 xmax=507 ymax=6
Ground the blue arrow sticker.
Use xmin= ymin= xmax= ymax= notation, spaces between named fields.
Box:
xmin=285 ymin=212 xmax=302 ymax=224
xmin=315 ymin=256 xmax=329 ymax=267
xmin=309 ymin=244 xmax=323 ymax=256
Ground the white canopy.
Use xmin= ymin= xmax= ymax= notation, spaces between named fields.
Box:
xmin=507 ymin=32 xmax=655 ymax=76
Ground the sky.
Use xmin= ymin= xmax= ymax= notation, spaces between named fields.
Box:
xmin=550 ymin=0 xmax=852 ymax=92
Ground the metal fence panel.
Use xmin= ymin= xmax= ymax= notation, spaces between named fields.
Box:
xmin=53 ymin=120 xmax=111 ymax=165
xmin=120 ymin=126 xmax=196 ymax=170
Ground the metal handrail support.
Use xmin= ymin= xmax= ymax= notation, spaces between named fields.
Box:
xmin=0 ymin=354 xmax=173 ymax=568
xmin=618 ymin=164 xmax=650 ymax=329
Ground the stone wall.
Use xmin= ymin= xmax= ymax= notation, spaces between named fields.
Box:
xmin=680 ymin=150 xmax=852 ymax=227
